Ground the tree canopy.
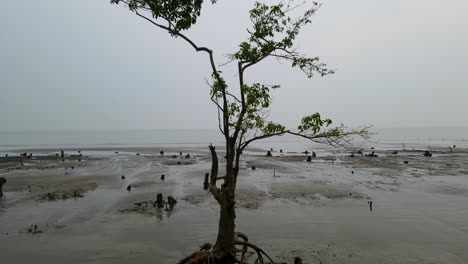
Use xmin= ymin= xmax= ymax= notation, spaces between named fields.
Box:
xmin=112 ymin=0 xmax=367 ymax=148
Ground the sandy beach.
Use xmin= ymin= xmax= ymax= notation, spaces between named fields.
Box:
xmin=1 ymin=146 xmax=468 ymax=263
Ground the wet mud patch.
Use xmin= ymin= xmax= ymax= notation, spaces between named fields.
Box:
xmin=263 ymin=243 xmax=359 ymax=264
xmin=118 ymin=201 xmax=176 ymax=221
xmin=181 ymin=186 xmax=268 ymax=209
xmin=433 ymin=185 xmax=468 ymax=196
xmin=162 ymin=158 xmax=198 ymax=166
xmin=0 ymin=155 xmax=100 ymax=172
xmin=130 ymin=180 xmax=168 ymax=189
xmin=19 ymin=222 xmax=67 ymax=235
xmin=35 ymin=182 xmax=98 ymax=201
xmin=345 ymin=154 xmax=468 ymax=178
xmin=235 ymin=186 xmax=268 ymax=209
xmin=269 ymin=181 xmax=369 ymax=202
xmin=366 ymin=180 xmax=401 ymax=192
xmin=118 ymin=194 xmax=178 ymax=220
xmin=181 ymin=192 xmax=211 ymax=206
xmin=245 ymin=157 xmax=293 ymax=171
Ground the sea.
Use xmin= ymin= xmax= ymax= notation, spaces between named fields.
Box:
xmin=0 ymin=127 xmax=467 ymax=155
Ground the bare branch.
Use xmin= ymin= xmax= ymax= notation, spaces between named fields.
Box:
xmin=283 ymin=0 xmax=307 ymax=14
xmin=216 ymin=104 xmax=224 ymax=135
xmin=210 ymin=96 xmax=223 ymax=112
xmin=134 ymin=10 xmax=230 ymax=89
xmin=220 ymin=56 xmax=236 ymax=67
xmin=130 ymin=9 xmax=230 ymax=138
xmin=239 ymin=125 xmax=370 ymax=152
xmin=226 ymin=92 xmax=242 ymax=103
xmin=240 ymin=131 xmax=288 ymax=151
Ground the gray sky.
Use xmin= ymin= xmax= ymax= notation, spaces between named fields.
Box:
xmin=1 ymin=0 xmax=467 ymax=132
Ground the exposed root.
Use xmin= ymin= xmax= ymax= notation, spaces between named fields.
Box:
xmin=178 ymin=232 xmax=287 ymax=264
xmin=177 ymin=250 xmax=225 ymax=264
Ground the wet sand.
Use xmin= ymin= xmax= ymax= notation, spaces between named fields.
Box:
xmin=1 ymin=147 xmax=468 ymax=263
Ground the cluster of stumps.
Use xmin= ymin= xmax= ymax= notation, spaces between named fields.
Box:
xmin=122 ymin=150 xmax=180 ymax=212
xmin=131 ymin=193 xmax=178 ymax=212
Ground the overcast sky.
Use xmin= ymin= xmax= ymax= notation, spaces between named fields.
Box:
xmin=1 ymin=0 xmax=467 ymax=132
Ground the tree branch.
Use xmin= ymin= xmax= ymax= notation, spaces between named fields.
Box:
xmin=216 ymin=103 xmax=224 ymax=135
xmin=239 ymin=126 xmax=370 ymax=152
xmin=134 ymin=11 xmax=213 ymax=60
xmin=209 ymin=144 xmax=219 ymax=186
xmin=240 ymin=131 xmax=288 ymax=151
xmin=231 ymin=62 xmax=247 ymax=152
xmin=210 ymin=96 xmax=223 ymax=112
xmin=208 ymin=144 xmax=222 ymax=202
xmin=226 ymin=91 xmax=242 ymax=103
xmin=132 ymin=8 xmax=230 ymax=141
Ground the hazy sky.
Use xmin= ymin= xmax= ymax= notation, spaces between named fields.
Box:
xmin=1 ymin=0 xmax=467 ymax=132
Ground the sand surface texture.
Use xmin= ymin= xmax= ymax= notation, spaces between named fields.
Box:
xmin=1 ymin=146 xmax=468 ymax=263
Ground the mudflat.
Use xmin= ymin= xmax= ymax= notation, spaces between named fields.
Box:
xmin=1 ymin=147 xmax=468 ymax=263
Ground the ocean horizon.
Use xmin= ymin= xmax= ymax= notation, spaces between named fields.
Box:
xmin=1 ymin=127 xmax=467 ymax=153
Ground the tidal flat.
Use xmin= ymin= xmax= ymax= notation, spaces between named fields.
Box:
xmin=1 ymin=146 xmax=468 ymax=263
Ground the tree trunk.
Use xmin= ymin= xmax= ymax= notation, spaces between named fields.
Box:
xmin=207 ymin=144 xmax=238 ymax=263
xmin=214 ymin=186 xmax=236 ymax=262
